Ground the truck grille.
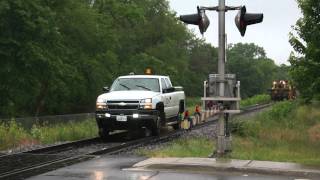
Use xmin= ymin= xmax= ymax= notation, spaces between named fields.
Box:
xmin=107 ymin=101 xmax=140 ymax=110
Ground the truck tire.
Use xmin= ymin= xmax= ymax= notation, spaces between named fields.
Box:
xmin=172 ymin=121 xmax=181 ymax=130
xmin=172 ymin=112 xmax=181 ymax=130
xmin=151 ymin=115 xmax=161 ymax=136
xmin=156 ymin=103 xmax=166 ymax=126
xmin=179 ymin=100 xmax=185 ymax=114
xmin=99 ymin=129 xmax=110 ymax=139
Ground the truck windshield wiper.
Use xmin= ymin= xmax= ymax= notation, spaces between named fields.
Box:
xmin=136 ymin=85 xmax=151 ymax=91
xmin=119 ymin=83 xmax=130 ymax=90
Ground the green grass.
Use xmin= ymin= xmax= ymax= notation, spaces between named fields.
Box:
xmin=232 ymin=136 xmax=320 ymax=166
xmin=240 ymin=94 xmax=271 ymax=108
xmin=136 ymin=137 xmax=214 ymax=157
xmin=0 ymin=119 xmax=98 ymax=151
xmin=30 ymin=119 xmax=98 ymax=144
xmin=0 ymin=120 xmax=32 ymax=150
xmin=138 ymin=101 xmax=320 ymax=166
xmin=232 ymin=101 xmax=320 ymax=166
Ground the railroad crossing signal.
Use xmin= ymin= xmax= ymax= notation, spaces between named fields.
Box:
xmin=179 ymin=1 xmax=263 ymax=158
xmin=179 ymin=6 xmax=210 ymax=34
xmin=180 ymin=5 xmax=263 ymax=37
xmin=235 ymin=6 xmax=264 ymax=36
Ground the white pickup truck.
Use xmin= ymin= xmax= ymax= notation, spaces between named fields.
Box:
xmin=95 ymin=74 xmax=185 ymax=138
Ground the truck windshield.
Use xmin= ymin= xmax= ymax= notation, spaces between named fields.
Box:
xmin=110 ymin=78 xmax=160 ymax=92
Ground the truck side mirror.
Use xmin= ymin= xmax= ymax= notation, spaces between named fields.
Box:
xmin=163 ymin=87 xmax=175 ymax=93
xmin=103 ymin=86 xmax=110 ymax=92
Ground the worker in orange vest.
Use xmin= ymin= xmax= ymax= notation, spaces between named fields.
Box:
xmin=194 ymin=105 xmax=201 ymax=117
xmin=194 ymin=105 xmax=201 ymax=124
xmin=184 ymin=110 xmax=192 ymax=130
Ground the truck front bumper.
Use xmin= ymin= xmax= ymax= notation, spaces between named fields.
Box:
xmin=95 ymin=109 xmax=159 ymax=131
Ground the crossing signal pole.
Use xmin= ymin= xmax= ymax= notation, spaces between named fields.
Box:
xmin=180 ymin=0 xmax=263 ymax=157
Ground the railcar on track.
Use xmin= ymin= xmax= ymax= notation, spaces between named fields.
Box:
xmin=269 ymin=80 xmax=296 ymax=101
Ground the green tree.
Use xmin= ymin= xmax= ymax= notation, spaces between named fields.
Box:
xmin=289 ymin=0 xmax=320 ymax=101
xmin=0 ymin=0 xmax=68 ymax=116
xmin=226 ymin=43 xmax=285 ymax=98
xmin=186 ymin=38 xmax=218 ymax=96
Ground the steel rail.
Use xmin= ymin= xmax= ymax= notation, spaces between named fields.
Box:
xmin=25 ymin=137 xmax=102 ymax=154
xmin=0 ymin=137 xmax=101 ymax=159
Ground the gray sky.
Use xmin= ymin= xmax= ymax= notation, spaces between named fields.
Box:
xmin=169 ymin=0 xmax=302 ymax=65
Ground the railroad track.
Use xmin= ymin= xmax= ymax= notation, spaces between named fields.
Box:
xmin=0 ymin=103 xmax=273 ymax=180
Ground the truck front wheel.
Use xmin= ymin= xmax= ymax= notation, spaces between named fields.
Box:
xmin=151 ymin=115 xmax=161 ymax=136
xmin=99 ymin=128 xmax=110 ymax=139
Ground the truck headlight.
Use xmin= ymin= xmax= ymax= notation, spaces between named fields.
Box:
xmin=141 ymin=98 xmax=152 ymax=109
xmin=96 ymin=99 xmax=107 ymax=110
xmin=96 ymin=102 xmax=107 ymax=110
xmin=141 ymin=98 xmax=152 ymax=103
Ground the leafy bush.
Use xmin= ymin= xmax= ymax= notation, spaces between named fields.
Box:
xmin=235 ymin=101 xmax=297 ymax=138
xmin=0 ymin=121 xmax=32 ymax=150
xmin=267 ymin=101 xmax=296 ymax=121
xmin=240 ymin=94 xmax=271 ymax=108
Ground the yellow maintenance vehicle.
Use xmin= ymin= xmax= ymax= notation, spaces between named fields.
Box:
xmin=269 ymin=80 xmax=296 ymax=101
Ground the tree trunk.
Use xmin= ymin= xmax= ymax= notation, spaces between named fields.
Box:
xmin=35 ymin=80 xmax=49 ymax=117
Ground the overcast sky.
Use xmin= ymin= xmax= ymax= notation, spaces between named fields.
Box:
xmin=168 ymin=0 xmax=302 ymax=65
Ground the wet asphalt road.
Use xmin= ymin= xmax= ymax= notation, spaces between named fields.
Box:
xmin=28 ymin=155 xmax=305 ymax=180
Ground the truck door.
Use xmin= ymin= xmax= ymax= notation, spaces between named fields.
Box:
xmin=165 ymin=78 xmax=178 ymax=117
xmin=161 ymin=78 xmax=173 ymax=118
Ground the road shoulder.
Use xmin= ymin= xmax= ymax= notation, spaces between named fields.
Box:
xmin=125 ymin=157 xmax=320 ymax=178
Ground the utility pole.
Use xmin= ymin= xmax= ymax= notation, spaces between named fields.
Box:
xmin=179 ymin=0 xmax=263 ymax=157
xmin=217 ymin=0 xmax=226 ymax=156
xmin=218 ymin=0 xmax=225 ymax=97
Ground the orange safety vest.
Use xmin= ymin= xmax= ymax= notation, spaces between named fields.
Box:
xmin=184 ymin=110 xmax=189 ymax=119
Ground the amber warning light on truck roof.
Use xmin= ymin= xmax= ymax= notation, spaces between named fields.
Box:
xmin=144 ymin=68 xmax=153 ymax=75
